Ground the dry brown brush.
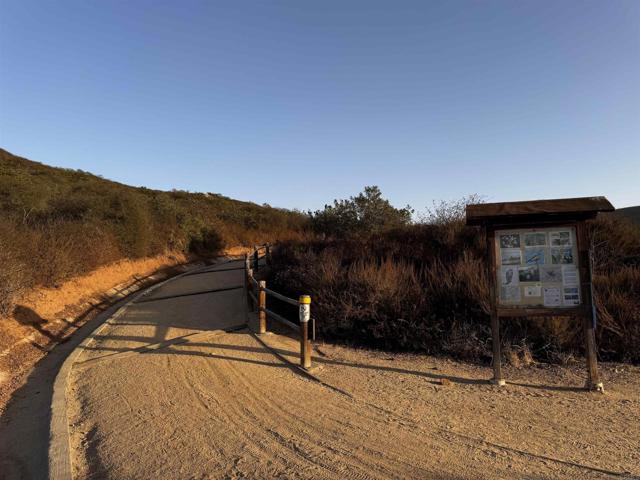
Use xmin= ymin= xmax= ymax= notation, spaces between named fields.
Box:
xmin=0 ymin=148 xmax=308 ymax=316
xmin=267 ymin=215 xmax=640 ymax=364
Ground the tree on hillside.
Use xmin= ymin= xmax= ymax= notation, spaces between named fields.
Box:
xmin=419 ymin=194 xmax=486 ymax=225
xmin=310 ymin=186 xmax=413 ymax=238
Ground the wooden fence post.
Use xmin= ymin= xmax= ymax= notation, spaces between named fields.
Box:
xmin=243 ymin=253 xmax=249 ymax=318
xmin=258 ymin=281 xmax=267 ymax=334
xmin=244 ymin=253 xmax=250 ymax=307
xmin=248 ymin=267 xmax=254 ymax=310
xmin=253 ymin=247 xmax=259 ymax=272
xmin=299 ymin=295 xmax=312 ymax=369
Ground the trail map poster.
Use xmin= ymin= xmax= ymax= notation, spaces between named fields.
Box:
xmin=494 ymin=226 xmax=581 ymax=307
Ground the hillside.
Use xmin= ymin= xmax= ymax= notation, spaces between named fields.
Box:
xmin=0 ymin=148 xmax=307 ymax=315
xmin=614 ymin=205 xmax=640 ymax=224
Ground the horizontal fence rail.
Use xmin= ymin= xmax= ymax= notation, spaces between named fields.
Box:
xmin=248 ymin=290 xmax=258 ymax=306
xmin=263 ymin=288 xmax=299 ymax=306
xmin=263 ymin=308 xmax=299 ymax=331
xmin=244 ymin=244 xmax=313 ymax=370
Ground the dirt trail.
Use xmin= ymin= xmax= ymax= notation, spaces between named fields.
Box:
xmin=60 ymin=257 xmax=640 ymax=479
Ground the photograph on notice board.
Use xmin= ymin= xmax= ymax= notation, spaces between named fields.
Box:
xmin=501 ymin=248 xmax=521 ymax=265
xmin=524 ymin=232 xmax=546 ymax=247
xmin=550 ymin=231 xmax=572 ymax=246
xmin=500 ymin=266 xmax=519 ymax=286
xmin=499 ymin=233 xmax=520 ymax=249
xmin=541 ymin=265 xmax=562 ymax=283
xmin=524 ymin=248 xmax=545 ymax=265
xmin=518 ymin=265 xmax=540 ymax=282
xmin=551 ymin=247 xmax=574 ymax=264
xmin=563 ymin=287 xmax=580 ymax=305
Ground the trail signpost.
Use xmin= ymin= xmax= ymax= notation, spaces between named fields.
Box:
xmin=466 ymin=197 xmax=614 ymax=392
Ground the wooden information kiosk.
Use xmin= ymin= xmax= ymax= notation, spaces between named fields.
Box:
xmin=466 ymin=197 xmax=614 ymax=392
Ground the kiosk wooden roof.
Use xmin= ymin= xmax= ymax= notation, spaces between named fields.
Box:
xmin=466 ymin=196 xmax=614 ymax=226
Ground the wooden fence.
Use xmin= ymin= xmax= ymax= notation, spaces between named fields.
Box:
xmin=245 ymin=244 xmax=313 ymax=369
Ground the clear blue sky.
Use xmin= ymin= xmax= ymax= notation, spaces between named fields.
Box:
xmin=1 ymin=1 xmax=638 ymax=211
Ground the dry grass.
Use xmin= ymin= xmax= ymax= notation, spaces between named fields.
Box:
xmin=0 ymin=148 xmax=308 ymax=317
xmin=0 ymin=236 xmax=23 ymax=317
xmin=268 ymin=214 xmax=640 ymax=363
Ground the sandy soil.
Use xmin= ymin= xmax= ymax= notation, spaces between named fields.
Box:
xmin=262 ymin=334 xmax=640 ymax=479
xmin=65 ymin=258 xmax=639 ymax=479
xmin=0 ymin=252 xmax=192 ymax=416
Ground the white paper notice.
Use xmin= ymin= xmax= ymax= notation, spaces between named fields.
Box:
xmin=500 ymin=266 xmax=519 ymax=286
xmin=524 ymin=285 xmax=542 ymax=297
xmin=562 ymin=265 xmax=579 ymax=287
xmin=543 ymin=287 xmax=562 ymax=307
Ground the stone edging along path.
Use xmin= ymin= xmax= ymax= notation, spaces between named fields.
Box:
xmin=47 ymin=257 xmax=235 ymax=480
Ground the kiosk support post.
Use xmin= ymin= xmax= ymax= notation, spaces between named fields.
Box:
xmin=577 ymin=223 xmax=603 ymax=391
xmin=486 ymin=227 xmax=505 ymax=386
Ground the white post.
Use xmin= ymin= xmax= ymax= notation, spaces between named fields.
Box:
xmin=299 ymin=295 xmax=311 ymax=369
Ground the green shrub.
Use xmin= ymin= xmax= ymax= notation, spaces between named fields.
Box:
xmin=188 ymin=228 xmax=225 ymax=257
xmin=309 ymin=186 xmax=413 ymax=238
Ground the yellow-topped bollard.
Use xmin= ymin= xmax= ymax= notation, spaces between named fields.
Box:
xmin=299 ymin=295 xmax=312 ymax=369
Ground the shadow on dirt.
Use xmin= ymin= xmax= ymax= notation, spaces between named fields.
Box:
xmin=75 ymin=330 xmax=585 ymax=393
xmin=0 ymin=264 xmax=190 ymax=480
xmin=0 ymin=301 xmax=121 ymax=479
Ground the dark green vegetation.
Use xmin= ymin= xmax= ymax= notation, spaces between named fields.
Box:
xmin=268 ymin=189 xmax=640 ymax=364
xmin=308 ymin=186 xmax=413 ymax=238
xmin=0 ymin=148 xmax=306 ymax=316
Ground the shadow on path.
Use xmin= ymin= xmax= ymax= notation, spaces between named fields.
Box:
xmin=0 ymin=297 xmax=131 ymax=479
xmin=0 ymin=263 xmax=191 ymax=480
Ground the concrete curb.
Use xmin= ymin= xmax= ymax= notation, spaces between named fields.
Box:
xmin=48 ymin=257 xmax=237 ymax=480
